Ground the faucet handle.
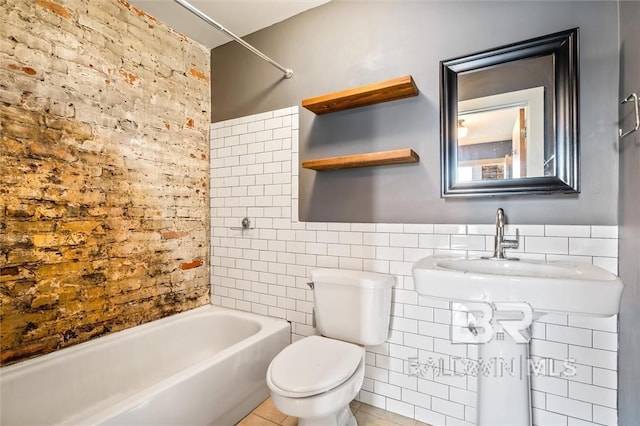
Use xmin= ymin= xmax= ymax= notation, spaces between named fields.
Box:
xmin=500 ymin=228 xmax=520 ymax=249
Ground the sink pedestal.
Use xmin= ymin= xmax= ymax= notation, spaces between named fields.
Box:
xmin=413 ymin=254 xmax=624 ymax=426
xmin=476 ymin=331 xmax=531 ymax=425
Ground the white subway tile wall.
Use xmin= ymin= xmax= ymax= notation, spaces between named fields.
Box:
xmin=210 ymin=108 xmax=619 ymax=426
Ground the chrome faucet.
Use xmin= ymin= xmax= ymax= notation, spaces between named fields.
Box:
xmin=490 ymin=208 xmax=519 ymax=259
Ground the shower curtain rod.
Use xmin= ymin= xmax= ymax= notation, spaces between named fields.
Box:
xmin=173 ymin=0 xmax=294 ymax=79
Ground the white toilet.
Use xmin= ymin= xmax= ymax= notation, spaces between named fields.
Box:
xmin=266 ymin=268 xmax=394 ymax=426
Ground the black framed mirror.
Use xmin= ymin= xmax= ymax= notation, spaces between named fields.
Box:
xmin=441 ymin=28 xmax=579 ymax=197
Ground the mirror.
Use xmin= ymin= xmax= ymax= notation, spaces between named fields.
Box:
xmin=441 ymin=28 xmax=579 ymax=197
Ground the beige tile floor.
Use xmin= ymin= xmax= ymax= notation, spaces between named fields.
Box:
xmin=236 ymin=397 xmax=432 ymax=426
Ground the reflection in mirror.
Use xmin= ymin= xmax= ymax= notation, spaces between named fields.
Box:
xmin=440 ymin=28 xmax=579 ymax=197
xmin=457 ymin=87 xmax=546 ymax=182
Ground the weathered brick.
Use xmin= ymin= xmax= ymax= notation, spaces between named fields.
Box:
xmin=0 ymin=337 xmax=59 ymax=365
xmin=30 ymin=294 xmax=59 ymax=309
xmin=0 ymin=0 xmax=210 ymax=366
xmin=3 ymin=25 xmax=52 ymax=55
xmin=161 ymin=230 xmax=189 ymax=240
xmin=57 ymin=220 xmax=103 ymax=233
xmin=35 ymin=0 xmax=71 ymax=19
xmin=5 ymin=221 xmax=56 ymax=234
xmin=32 ymin=232 xmax=88 ymax=248
xmin=1 ymin=307 xmax=60 ymax=335
xmin=180 ymin=259 xmax=203 ymax=270
xmin=12 ymin=44 xmax=51 ymax=76
xmin=35 ymin=205 xmax=68 ymax=219
xmin=35 ymin=261 xmax=93 ymax=278
xmin=4 ymin=203 xmax=36 ymax=218
xmin=45 ymin=117 xmax=92 ymax=139
xmin=6 ymin=249 xmax=63 ymax=265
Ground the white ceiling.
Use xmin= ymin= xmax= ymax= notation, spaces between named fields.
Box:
xmin=128 ymin=0 xmax=330 ymax=49
xmin=459 ymin=107 xmax=521 ymax=146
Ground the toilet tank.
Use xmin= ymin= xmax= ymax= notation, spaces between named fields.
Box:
xmin=310 ymin=268 xmax=394 ymax=346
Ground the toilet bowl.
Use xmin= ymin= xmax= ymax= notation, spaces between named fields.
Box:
xmin=265 ymin=268 xmax=394 ymax=426
xmin=266 ymin=336 xmax=365 ymax=426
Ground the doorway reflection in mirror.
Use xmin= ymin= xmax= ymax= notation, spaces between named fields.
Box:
xmin=456 ymin=87 xmax=546 ymax=183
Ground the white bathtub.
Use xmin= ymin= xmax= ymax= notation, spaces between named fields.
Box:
xmin=0 ymin=305 xmax=290 ymax=426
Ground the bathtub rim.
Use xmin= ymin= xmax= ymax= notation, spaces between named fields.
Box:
xmin=0 ymin=304 xmax=288 ymax=375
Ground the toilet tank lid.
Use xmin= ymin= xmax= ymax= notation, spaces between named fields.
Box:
xmin=310 ymin=268 xmax=395 ymax=289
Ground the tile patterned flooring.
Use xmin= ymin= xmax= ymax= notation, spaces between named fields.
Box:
xmin=236 ymin=397 xmax=431 ymax=426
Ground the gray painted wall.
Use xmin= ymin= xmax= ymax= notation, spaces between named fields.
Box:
xmin=211 ymin=1 xmax=619 ymax=225
xmin=617 ymin=1 xmax=640 ymax=424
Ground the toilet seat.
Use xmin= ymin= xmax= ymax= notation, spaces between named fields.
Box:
xmin=268 ymin=336 xmax=363 ymax=398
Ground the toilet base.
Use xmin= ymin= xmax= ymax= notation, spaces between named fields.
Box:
xmin=298 ymin=405 xmax=357 ymax=426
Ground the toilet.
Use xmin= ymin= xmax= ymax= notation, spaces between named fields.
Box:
xmin=266 ymin=268 xmax=394 ymax=426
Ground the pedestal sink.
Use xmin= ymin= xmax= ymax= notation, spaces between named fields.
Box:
xmin=412 ymin=255 xmax=624 ymax=426
xmin=413 ymin=255 xmax=623 ymax=316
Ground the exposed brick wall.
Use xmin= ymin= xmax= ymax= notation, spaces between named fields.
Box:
xmin=0 ymin=0 xmax=211 ymax=365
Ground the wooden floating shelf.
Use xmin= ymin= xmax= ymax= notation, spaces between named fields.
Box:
xmin=302 ymin=75 xmax=418 ymax=115
xmin=302 ymin=149 xmax=419 ymax=171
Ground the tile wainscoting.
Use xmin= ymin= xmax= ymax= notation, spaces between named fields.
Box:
xmin=210 ymin=107 xmax=619 ymax=426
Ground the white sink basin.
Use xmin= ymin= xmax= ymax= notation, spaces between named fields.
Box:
xmin=412 ymin=255 xmax=623 ymax=316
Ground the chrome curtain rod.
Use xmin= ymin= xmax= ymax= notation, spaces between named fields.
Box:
xmin=173 ymin=0 xmax=293 ymax=79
